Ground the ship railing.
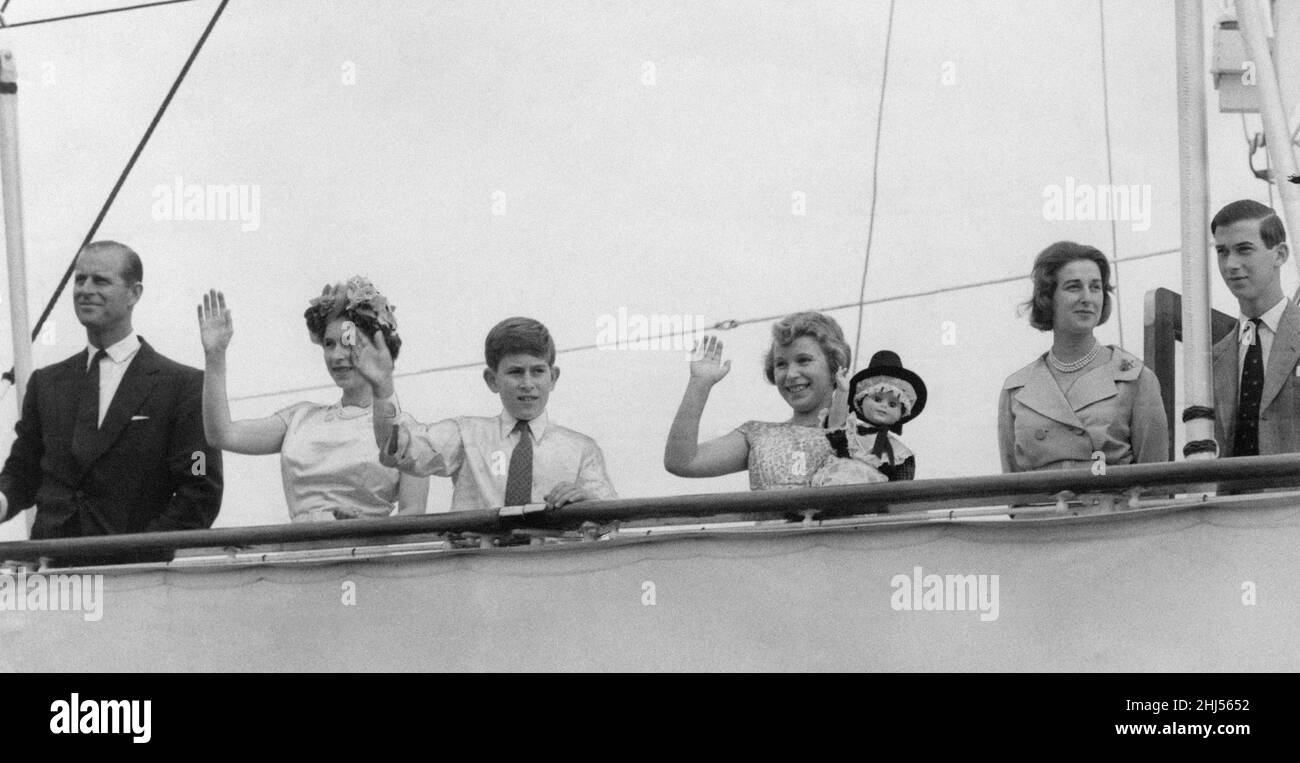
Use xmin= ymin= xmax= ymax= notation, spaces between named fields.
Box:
xmin=3 ymin=453 xmax=1300 ymax=570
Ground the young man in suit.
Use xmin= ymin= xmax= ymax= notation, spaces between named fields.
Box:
xmin=0 ymin=241 xmax=223 ymax=564
xmin=1210 ymin=200 xmax=1300 ymax=460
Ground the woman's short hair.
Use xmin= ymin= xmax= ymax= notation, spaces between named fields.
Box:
xmin=1022 ymin=241 xmax=1113 ymax=331
xmin=304 ymin=278 xmax=402 ymax=360
xmin=762 ymin=311 xmax=851 ymax=384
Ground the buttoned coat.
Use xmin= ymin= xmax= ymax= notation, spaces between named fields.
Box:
xmin=999 ymin=346 xmax=1169 ymax=472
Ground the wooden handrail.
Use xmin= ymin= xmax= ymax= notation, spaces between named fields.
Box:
xmin=4 ymin=453 xmax=1300 ymax=562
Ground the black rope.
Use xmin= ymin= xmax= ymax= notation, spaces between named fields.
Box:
xmin=3 ymin=0 xmax=201 ymax=29
xmin=1183 ymin=440 xmax=1218 ymax=457
xmin=1181 ymin=405 xmax=1215 ymax=422
xmin=3 ymin=0 xmax=230 ymax=385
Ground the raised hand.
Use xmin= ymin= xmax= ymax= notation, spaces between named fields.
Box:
xmin=197 ymin=289 xmax=234 ymax=356
xmin=822 ymin=367 xmax=851 ymax=428
xmin=350 ymin=320 xmax=395 ymax=391
xmin=689 ymin=335 xmax=731 ymax=387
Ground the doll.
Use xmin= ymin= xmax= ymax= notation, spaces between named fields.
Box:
xmin=810 ymin=369 xmax=889 ymax=487
xmin=843 ymin=350 xmax=927 ymax=481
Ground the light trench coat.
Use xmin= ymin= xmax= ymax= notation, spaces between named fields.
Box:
xmin=998 ymin=346 xmax=1169 ymax=472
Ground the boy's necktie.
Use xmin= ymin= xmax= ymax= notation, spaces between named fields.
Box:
xmin=1234 ymin=317 xmax=1264 ymax=457
xmin=504 ymin=420 xmax=533 ymax=506
xmin=71 ymin=348 xmax=108 ymax=460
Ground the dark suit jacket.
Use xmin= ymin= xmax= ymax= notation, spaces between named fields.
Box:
xmin=0 ymin=338 xmax=222 ymax=563
xmin=1212 ymin=300 xmax=1300 ymax=459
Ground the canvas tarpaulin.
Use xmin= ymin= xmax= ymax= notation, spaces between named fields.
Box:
xmin=1 ymin=501 xmax=1296 ymax=671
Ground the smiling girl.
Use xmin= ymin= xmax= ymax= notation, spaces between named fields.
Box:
xmin=664 ymin=311 xmax=854 ymax=489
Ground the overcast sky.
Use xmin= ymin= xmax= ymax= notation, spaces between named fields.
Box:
xmin=0 ymin=0 xmax=1288 ymax=537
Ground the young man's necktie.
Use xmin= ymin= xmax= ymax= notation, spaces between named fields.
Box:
xmin=71 ymin=348 xmax=108 ymax=460
xmin=504 ymin=420 xmax=533 ymax=505
xmin=1234 ymin=317 xmax=1264 ymax=457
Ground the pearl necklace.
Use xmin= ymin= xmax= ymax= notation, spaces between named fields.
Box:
xmin=1048 ymin=341 xmax=1100 ymax=373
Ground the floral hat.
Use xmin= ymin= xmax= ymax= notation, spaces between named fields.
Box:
xmin=305 ymin=276 xmax=398 ymax=342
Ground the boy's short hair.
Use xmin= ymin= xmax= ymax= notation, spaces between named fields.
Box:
xmin=762 ymin=311 xmax=850 ymax=384
xmin=485 ymin=317 xmax=556 ymax=369
xmin=1211 ymin=199 xmax=1287 ymax=249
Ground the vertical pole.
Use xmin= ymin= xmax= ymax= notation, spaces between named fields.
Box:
xmin=0 ymin=50 xmax=34 ymax=407
xmin=1236 ymin=0 xmax=1300 ymax=280
xmin=0 ymin=51 xmax=35 ymax=536
xmin=1175 ymin=2 xmax=1216 ymax=459
xmin=1271 ymin=0 xmax=1300 ymax=147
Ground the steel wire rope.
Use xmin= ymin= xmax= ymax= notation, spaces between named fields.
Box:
xmin=1 ymin=0 xmax=201 ymax=29
xmin=1 ymin=0 xmax=230 ymax=386
xmin=850 ymin=0 xmax=896 ymax=367
xmin=231 ymin=247 xmax=1183 ymax=402
xmin=1098 ymin=0 xmax=1125 ymax=348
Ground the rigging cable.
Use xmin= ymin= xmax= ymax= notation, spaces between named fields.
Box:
xmin=850 ymin=0 xmax=896 ymax=367
xmin=2 ymin=0 xmax=202 ymax=29
xmin=1097 ymin=0 xmax=1125 ymax=349
xmin=2 ymin=0 xmax=230 ymax=385
xmin=232 ymin=246 xmax=1182 ymax=402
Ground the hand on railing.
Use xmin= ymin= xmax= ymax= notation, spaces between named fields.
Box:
xmin=545 ymin=482 xmax=593 ymax=509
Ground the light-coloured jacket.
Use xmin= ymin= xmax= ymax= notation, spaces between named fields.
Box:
xmin=998 ymin=346 xmax=1169 ymax=472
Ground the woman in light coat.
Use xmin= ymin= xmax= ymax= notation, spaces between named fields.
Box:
xmin=998 ymin=242 xmax=1169 ymax=472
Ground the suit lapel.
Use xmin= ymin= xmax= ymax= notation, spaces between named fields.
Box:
xmin=1213 ymin=330 xmax=1239 ymax=451
xmin=1260 ymin=301 xmax=1300 ymax=411
xmin=77 ymin=340 xmax=160 ymax=468
xmin=1012 ymin=358 xmax=1085 ymax=429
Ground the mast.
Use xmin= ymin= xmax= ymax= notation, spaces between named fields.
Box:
xmin=1235 ymin=0 xmax=1300 ymax=266
xmin=0 ymin=51 xmax=34 ymax=409
xmin=1175 ymin=2 xmax=1216 ymax=459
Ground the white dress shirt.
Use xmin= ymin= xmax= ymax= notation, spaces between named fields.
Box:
xmin=375 ymin=399 xmax=617 ymax=512
xmin=86 ymin=331 xmax=142 ymax=426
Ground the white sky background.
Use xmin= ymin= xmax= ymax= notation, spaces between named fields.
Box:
xmin=0 ymin=0 xmax=1287 ymax=538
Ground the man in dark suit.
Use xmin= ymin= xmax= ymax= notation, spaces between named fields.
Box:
xmin=0 ymin=241 xmax=222 ymax=564
xmin=1210 ymin=200 xmax=1300 ymax=462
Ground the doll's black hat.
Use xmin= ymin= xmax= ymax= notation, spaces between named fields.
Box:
xmin=848 ymin=350 xmax=928 ymax=431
